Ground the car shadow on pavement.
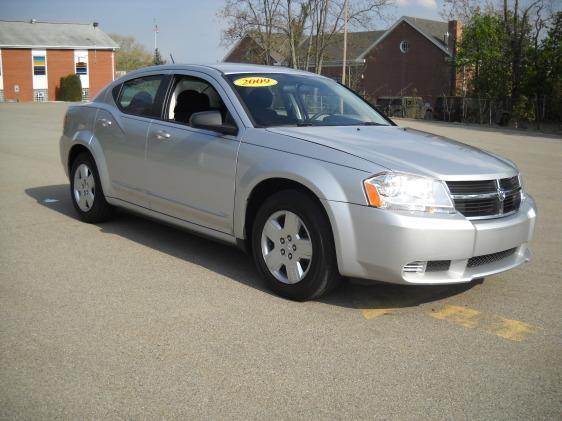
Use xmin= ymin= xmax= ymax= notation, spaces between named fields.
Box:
xmin=25 ymin=184 xmax=481 ymax=310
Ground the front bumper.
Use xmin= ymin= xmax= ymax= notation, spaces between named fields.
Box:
xmin=325 ymin=194 xmax=537 ymax=285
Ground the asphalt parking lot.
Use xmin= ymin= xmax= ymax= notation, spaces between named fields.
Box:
xmin=1 ymin=102 xmax=561 ymax=420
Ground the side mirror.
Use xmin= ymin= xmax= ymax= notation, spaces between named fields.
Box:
xmin=190 ymin=111 xmax=238 ymax=136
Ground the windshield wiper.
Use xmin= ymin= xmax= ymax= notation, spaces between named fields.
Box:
xmin=359 ymin=121 xmax=386 ymax=126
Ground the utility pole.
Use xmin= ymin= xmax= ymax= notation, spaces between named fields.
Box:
xmin=153 ymin=18 xmax=158 ymax=51
xmin=341 ymin=0 xmax=348 ymax=85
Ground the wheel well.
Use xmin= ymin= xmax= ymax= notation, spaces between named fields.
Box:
xmin=68 ymin=144 xmax=92 ymax=172
xmin=243 ymin=178 xmax=331 ymax=249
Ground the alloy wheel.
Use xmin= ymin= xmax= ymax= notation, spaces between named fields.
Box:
xmin=73 ymin=163 xmax=95 ymax=212
xmin=260 ymin=210 xmax=313 ymax=284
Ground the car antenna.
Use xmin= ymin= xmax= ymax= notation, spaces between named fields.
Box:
xmin=169 ymin=53 xmax=175 ymax=64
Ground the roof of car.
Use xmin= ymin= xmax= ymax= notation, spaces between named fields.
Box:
xmin=126 ymin=63 xmax=319 ymax=77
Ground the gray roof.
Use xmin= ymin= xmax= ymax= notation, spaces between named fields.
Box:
xmin=223 ymin=15 xmax=451 ymax=64
xmin=403 ymin=16 xmax=449 ymax=47
xmin=0 ymin=20 xmax=118 ymax=49
xmin=307 ymin=30 xmax=386 ymax=64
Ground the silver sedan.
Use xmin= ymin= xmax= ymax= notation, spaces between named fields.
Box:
xmin=60 ymin=64 xmax=537 ymax=300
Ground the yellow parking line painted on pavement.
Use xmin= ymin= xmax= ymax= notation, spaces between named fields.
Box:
xmin=430 ymin=305 xmax=481 ymax=328
xmin=429 ymin=304 xmax=540 ymax=342
xmin=483 ymin=317 xmax=539 ymax=342
xmin=361 ymin=308 xmax=398 ymax=320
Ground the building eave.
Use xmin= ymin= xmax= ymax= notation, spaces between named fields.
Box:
xmin=222 ymin=37 xmax=245 ymax=62
xmin=0 ymin=44 xmax=118 ymax=50
xmin=358 ymin=16 xmax=451 ymax=60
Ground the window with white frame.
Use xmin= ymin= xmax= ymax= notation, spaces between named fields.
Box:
xmin=33 ymin=55 xmax=46 ymax=75
xmin=400 ymin=40 xmax=410 ymax=54
xmin=76 ymin=56 xmax=88 ymax=75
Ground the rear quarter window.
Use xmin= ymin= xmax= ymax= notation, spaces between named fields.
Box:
xmin=112 ymin=84 xmax=122 ymax=103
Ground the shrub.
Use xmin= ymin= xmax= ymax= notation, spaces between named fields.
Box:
xmin=58 ymin=74 xmax=83 ymax=102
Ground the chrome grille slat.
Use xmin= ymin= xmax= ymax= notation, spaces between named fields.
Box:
xmin=446 ymin=177 xmax=521 ymax=219
xmin=447 ymin=180 xmax=497 ymax=194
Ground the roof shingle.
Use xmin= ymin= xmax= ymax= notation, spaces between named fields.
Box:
xmin=0 ymin=20 xmax=118 ymax=49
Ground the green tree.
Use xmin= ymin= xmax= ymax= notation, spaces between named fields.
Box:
xmin=153 ymin=48 xmax=167 ymax=65
xmin=108 ymin=33 xmax=153 ymax=72
xmin=457 ymin=13 xmax=510 ymax=98
xmin=529 ymin=12 xmax=562 ymax=121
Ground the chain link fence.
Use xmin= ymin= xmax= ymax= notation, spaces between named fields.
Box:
xmin=432 ymin=96 xmax=561 ymax=131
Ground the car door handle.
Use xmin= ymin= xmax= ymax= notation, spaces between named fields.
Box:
xmin=155 ymin=130 xmax=171 ymax=140
xmin=97 ymin=118 xmax=112 ymax=127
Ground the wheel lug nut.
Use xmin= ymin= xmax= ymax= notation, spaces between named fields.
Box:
xmin=292 ymin=244 xmax=296 ymax=251
xmin=288 ymin=253 xmax=292 ymax=259
xmin=281 ymin=249 xmax=285 ymax=255
xmin=287 ymin=235 xmax=292 ymax=241
xmin=280 ymin=238 xmax=285 ymax=244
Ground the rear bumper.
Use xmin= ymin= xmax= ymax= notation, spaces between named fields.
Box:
xmin=325 ymin=194 xmax=537 ymax=285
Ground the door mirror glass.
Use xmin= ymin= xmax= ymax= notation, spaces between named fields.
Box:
xmin=190 ymin=111 xmax=238 ymax=136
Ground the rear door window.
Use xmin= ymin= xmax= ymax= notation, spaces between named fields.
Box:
xmin=117 ymin=75 xmax=168 ymax=118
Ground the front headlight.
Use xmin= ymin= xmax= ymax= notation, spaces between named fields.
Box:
xmin=363 ymin=172 xmax=455 ymax=214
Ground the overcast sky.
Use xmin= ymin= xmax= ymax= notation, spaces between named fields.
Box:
xmin=0 ymin=0 xmax=443 ymax=63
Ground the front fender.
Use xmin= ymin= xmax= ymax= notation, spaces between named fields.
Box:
xmin=233 ymin=141 xmax=383 ymax=240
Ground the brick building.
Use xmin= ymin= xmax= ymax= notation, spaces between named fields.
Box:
xmin=223 ymin=16 xmax=463 ymax=106
xmin=0 ymin=20 xmax=118 ymax=102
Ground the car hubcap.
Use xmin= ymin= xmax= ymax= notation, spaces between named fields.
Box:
xmin=73 ymin=163 xmax=95 ymax=212
xmin=261 ymin=210 xmax=313 ymax=284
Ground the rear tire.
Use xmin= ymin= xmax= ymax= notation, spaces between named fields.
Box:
xmin=70 ymin=153 xmax=115 ymax=223
xmin=251 ymin=190 xmax=341 ymax=301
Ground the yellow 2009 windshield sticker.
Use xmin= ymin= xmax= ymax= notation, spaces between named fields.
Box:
xmin=234 ymin=77 xmax=278 ymax=87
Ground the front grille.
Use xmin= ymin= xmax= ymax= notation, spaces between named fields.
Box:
xmin=454 ymin=197 xmax=498 ymax=217
xmin=499 ymin=176 xmax=519 ymax=190
xmin=467 ymin=248 xmax=516 ymax=268
xmin=446 ymin=177 xmax=521 ymax=219
xmin=503 ymin=190 xmax=522 ymax=213
xmin=447 ymin=180 xmax=497 ymax=194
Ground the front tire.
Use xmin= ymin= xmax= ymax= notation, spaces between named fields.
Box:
xmin=251 ymin=190 xmax=341 ymax=301
xmin=70 ymin=153 xmax=115 ymax=223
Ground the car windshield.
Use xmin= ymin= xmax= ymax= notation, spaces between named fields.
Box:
xmin=226 ymin=73 xmax=390 ymax=128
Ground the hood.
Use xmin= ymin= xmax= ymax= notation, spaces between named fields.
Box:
xmin=266 ymin=126 xmax=517 ymax=180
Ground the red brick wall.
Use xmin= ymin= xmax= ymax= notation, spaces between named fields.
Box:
xmin=88 ymin=50 xmax=114 ymax=98
xmin=224 ymin=36 xmax=277 ymax=65
xmin=362 ymin=21 xmax=452 ymax=105
xmin=46 ymin=49 xmax=74 ymax=101
xmin=2 ymin=48 xmax=33 ymax=102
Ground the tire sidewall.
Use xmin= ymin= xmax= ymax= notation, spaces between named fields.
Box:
xmin=252 ymin=190 xmax=337 ymax=301
xmin=70 ymin=153 xmax=108 ymax=222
